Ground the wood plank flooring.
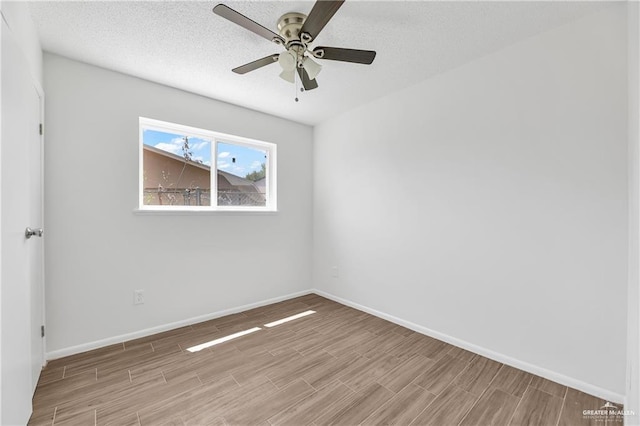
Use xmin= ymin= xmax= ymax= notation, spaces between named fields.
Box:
xmin=29 ymin=294 xmax=623 ymax=425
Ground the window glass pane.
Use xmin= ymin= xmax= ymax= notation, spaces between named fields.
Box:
xmin=142 ymin=129 xmax=212 ymax=206
xmin=217 ymin=141 xmax=267 ymax=207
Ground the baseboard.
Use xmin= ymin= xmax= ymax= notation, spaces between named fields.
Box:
xmin=46 ymin=289 xmax=314 ymax=360
xmin=313 ymin=289 xmax=625 ymax=404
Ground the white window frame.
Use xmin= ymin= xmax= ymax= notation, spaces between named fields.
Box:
xmin=138 ymin=117 xmax=277 ymax=212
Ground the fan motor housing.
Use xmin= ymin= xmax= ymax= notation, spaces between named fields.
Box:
xmin=277 ymin=12 xmax=306 ymax=42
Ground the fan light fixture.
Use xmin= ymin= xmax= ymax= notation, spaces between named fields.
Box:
xmin=278 ymin=51 xmax=298 ymax=83
xmin=278 ymin=50 xmax=322 ymax=84
xmin=278 ymin=51 xmax=296 ymax=71
xmin=279 ymin=69 xmax=295 ymax=83
xmin=302 ymin=56 xmax=322 ymax=80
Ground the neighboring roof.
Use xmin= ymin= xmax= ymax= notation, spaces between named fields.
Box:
xmin=254 ymin=178 xmax=266 ymax=194
xmin=144 ymin=144 xmax=258 ymax=188
xmin=218 ymin=169 xmax=256 ymax=188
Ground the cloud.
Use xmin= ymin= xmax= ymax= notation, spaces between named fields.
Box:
xmin=218 ymin=161 xmax=230 ymax=169
xmin=203 ymin=160 xmax=211 ymax=166
xmin=154 ymin=137 xmax=212 ymax=165
xmin=154 ymin=142 xmax=181 ymax=155
xmin=218 ymin=151 xmax=231 ymax=158
xmin=190 ymin=141 xmax=209 ymax=151
xmin=250 ymin=160 xmax=262 ymax=170
xmin=154 ymin=137 xmax=184 ymax=155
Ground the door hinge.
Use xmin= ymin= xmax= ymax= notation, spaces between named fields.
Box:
xmin=41 ymin=325 xmax=45 ymax=338
xmin=39 ymin=123 xmax=43 ymax=135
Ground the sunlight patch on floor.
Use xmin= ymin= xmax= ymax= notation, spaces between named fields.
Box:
xmin=264 ymin=310 xmax=316 ymax=328
xmin=186 ymin=327 xmax=262 ymax=352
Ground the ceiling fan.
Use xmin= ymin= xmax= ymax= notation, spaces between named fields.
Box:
xmin=212 ymin=0 xmax=376 ymax=93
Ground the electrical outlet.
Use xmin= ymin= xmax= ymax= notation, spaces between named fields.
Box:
xmin=134 ymin=290 xmax=145 ymax=305
xmin=331 ymin=266 xmax=339 ymax=278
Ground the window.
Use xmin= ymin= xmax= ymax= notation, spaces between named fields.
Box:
xmin=139 ymin=117 xmax=276 ymax=211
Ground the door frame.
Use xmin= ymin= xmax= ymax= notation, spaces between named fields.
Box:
xmin=34 ymin=79 xmax=46 ymax=370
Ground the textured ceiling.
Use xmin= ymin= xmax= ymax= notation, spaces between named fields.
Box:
xmin=29 ymin=1 xmax=613 ymax=125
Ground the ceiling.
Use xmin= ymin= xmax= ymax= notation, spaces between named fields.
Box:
xmin=29 ymin=1 xmax=613 ymax=126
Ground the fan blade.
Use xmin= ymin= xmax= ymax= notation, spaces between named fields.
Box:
xmin=297 ymin=67 xmax=319 ymax=90
xmin=299 ymin=0 xmax=344 ymax=42
xmin=213 ymin=4 xmax=285 ymax=45
xmin=233 ymin=55 xmax=279 ymax=74
xmin=313 ymin=47 xmax=376 ymax=64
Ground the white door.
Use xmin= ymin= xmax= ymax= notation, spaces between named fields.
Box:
xmin=1 ymin=18 xmax=45 ymax=424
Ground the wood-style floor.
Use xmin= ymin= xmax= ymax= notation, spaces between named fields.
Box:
xmin=29 ymin=294 xmax=621 ymax=425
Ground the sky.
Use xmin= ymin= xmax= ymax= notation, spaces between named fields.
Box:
xmin=143 ymin=129 xmax=265 ymax=178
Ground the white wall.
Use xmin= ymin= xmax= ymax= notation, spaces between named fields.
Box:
xmin=0 ymin=1 xmax=42 ymax=423
xmin=313 ymin=5 xmax=627 ymax=399
xmin=44 ymin=54 xmax=313 ymax=354
xmin=627 ymin=1 xmax=640 ymax=423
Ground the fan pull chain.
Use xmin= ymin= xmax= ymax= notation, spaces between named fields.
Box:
xmin=295 ymin=48 xmax=300 ymax=102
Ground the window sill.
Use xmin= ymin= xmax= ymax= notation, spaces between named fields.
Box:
xmin=133 ymin=208 xmax=278 ymax=216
